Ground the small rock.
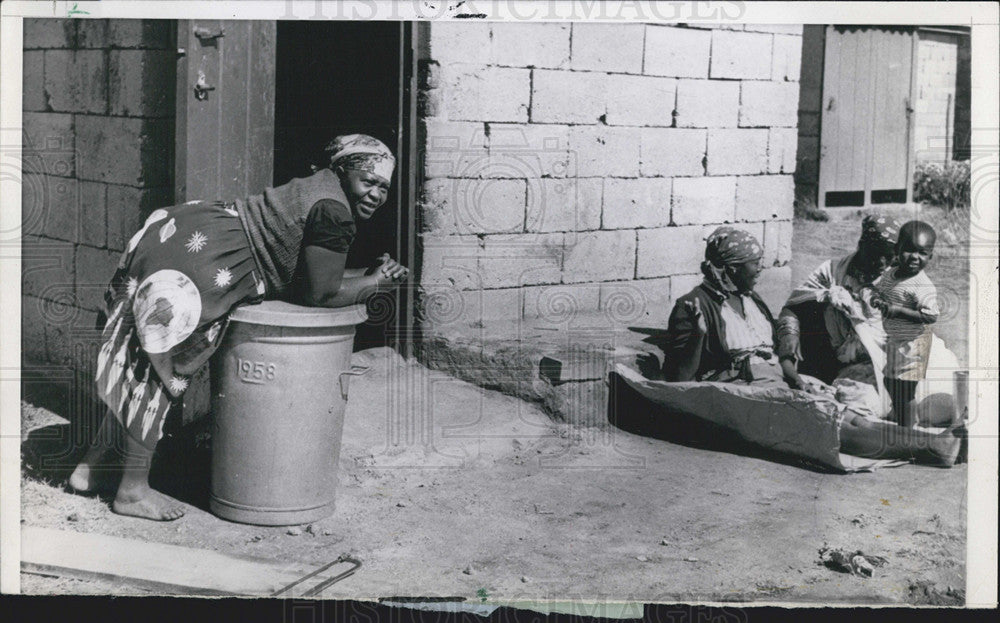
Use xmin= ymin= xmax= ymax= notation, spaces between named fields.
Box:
xmin=636 ymin=555 xmax=649 ymax=562
xmin=67 ymin=513 xmax=79 ymax=522
xmin=684 ymin=557 xmax=699 ymax=563
xmin=520 ymin=576 xmax=530 ymax=583
xmin=322 ymin=529 xmax=335 ymax=536
xmin=304 ymin=524 xmax=316 ymax=535
xmin=396 ymin=502 xmax=407 ymax=507
xmin=286 ymin=527 xmax=303 ymax=536
xmin=247 ymin=535 xmax=263 ymax=543
xmin=462 ymin=566 xmax=474 ymax=575
xmin=660 ymin=539 xmax=670 ymax=546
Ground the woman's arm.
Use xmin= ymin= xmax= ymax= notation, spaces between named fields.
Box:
xmin=775 ymin=307 xmax=806 ymax=389
xmin=663 ymin=299 xmax=707 ymax=382
xmin=298 ymin=245 xmax=378 ymax=307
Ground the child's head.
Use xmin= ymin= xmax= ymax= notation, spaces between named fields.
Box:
xmin=896 ymin=220 xmax=936 ymax=275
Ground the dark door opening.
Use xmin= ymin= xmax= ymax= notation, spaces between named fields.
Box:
xmin=274 ymin=21 xmax=413 ymax=353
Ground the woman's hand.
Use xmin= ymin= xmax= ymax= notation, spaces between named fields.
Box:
xmin=684 ymin=298 xmax=708 ymax=335
xmin=372 ymin=254 xmax=409 ymax=287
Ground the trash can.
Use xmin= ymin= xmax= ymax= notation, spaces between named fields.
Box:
xmin=209 ymin=301 xmax=369 ymax=525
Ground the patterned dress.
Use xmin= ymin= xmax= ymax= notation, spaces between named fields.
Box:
xmin=95 ymin=201 xmax=265 ymax=449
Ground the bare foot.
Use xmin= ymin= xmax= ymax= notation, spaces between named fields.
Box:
xmin=113 ymin=485 xmax=186 ymax=521
xmin=923 ymin=426 xmax=964 ymax=467
xmin=69 ymin=463 xmax=97 ymax=493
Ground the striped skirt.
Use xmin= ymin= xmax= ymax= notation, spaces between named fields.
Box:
xmin=95 ymin=201 xmax=265 ymax=450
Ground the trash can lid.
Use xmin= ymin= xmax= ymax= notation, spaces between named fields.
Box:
xmin=229 ymin=301 xmax=368 ymax=328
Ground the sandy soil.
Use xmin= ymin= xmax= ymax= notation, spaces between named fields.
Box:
xmin=20 ymin=345 xmax=966 ymax=605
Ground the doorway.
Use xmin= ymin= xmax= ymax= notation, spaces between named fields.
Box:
xmin=274 ymin=21 xmax=415 ymax=352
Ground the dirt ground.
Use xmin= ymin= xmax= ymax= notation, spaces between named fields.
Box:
xmin=18 ymin=209 xmax=969 ymax=605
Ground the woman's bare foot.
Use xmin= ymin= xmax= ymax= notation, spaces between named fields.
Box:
xmin=113 ymin=484 xmax=186 ymax=521
xmin=68 ymin=462 xmax=103 ymax=493
xmin=922 ymin=426 xmax=964 ymax=467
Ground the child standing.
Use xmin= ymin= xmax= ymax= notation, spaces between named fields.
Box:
xmin=872 ymin=220 xmax=940 ymax=427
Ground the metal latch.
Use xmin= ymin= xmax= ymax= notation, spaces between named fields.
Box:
xmin=339 ymin=365 xmax=371 ymax=400
xmin=194 ymin=71 xmax=215 ymax=101
xmin=194 ymin=26 xmax=226 ymax=41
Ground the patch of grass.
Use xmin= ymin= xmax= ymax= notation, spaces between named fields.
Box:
xmin=914 ymin=161 xmax=971 ymax=211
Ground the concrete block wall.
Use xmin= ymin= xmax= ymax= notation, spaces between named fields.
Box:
xmin=21 ymin=19 xmax=175 ymax=401
xmin=417 ymin=22 xmax=801 ymax=335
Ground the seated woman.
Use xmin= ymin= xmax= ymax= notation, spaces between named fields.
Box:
xmin=659 ymin=226 xmax=961 ymax=466
xmin=776 ymin=214 xmax=898 ymax=409
xmin=663 ymin=226 xmax=795 ymax=387
xmin=69 ymin=134 xmax=409 ymax=520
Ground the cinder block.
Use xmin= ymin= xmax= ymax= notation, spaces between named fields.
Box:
xmin=38 ymin=174 xmax=78 ymax=242
xmin=644 ymin=25 xmax=712 ymax=78
xmin=419 ymin=178 xmax=458 ymax=235
xmin=22 ymin=112 xmax=75 ymax=177
xmin=106 ymin=184 xmax=173 ymax=252
xmin=563 ymin=230 xmax=636 ymax=283
xmin=636 ymin=226 xmax=705 ymax=278
xmin=640 ymin=128 xmax=706 ymax=177
xmin=456 ymin=288 xmax=523 ymax=326
xmin=710 ymin=31 xmax=773 ymax=80
xmin=531 ymin=69 xmax=607 ymax=124
xmin=76 ymin=116 xmax=172 ymax=186
xmin=767 ymin=128 xmax=798 ymax=174
xmin=526 ymin=178 xmax=602 ymax=233
xmin=109 ymin=50 xmax=175 ymax=117
xmin=568 ymin=126 xmax=641 ymax=177
xmin=601 ymin=278 xmax=672 ymax=324
xmin=706 ymin=129 xmax=768 ymax=175
xmin=108 ymin=19 xmax=173 ymax=49
xmin=735 ymin=175 xmax=795 ymax=222
xmin=570 ymin=23 xmax=645 ymax=73
xmin=763 ymin=219 xmax=793 ymax=267
xmin=45 ymin=308 xmax=104 ymax=369
xmin=488 ymin=123 xmax=572 ymax=178
xmin=24 ymin=18 xmax=75 ymax=49
xmin=523 ymin=283 xmax=601 ymax=321
xmin=43 ymin=50 xmax=107 ymax=114
xmin=739 ymin=81 xmax=799 ymax=128
xmin=478 ymin=233 xmax=564 ymax=288
xmin=77 ymin=20 xmax=108 ymax=48
xmin=672 ymin=176 xmax=736 ymax=225
xmin=670 ymin=273 xmax=704 ymax=300
xmin=675 ymin=79 xmax=739 ymax=128
xmin=744 ymin=25 xmax=804 ymax=35
xmin=418 ymin=234 xmax=483 ymax=290
xmin=428 ymin=21 xmax=491 ymax=64
xmin=23 ymin=51 xmax=46 ymax=112
xmin=75 ymin=246 xmax=120 ymax=311
xmin=491 ymin=22 xmax=570 ymax=69
xmin=602 ymin=178 xmax=672 ymax=230
xmin=453 ymin=178 xmax=527 ymax=235
xmin=21 ymin=235 xmax=74 ymax=300
xmin=422 ymin=120 xmax=487 ymax=178
xmin=771 ymin=34 xmax=802 ymax=82
xmin=605 ymin=74 xmax=676 ymax=127
xmin=21 ymin=295 xmax=49 ymax=363
xmin=80 ymin=181 xmax=108 ymax=248
xmin=754 ymin=265 xmax=793 ymax=313
xmin=443 ymin=65 xmax=530 ymax=122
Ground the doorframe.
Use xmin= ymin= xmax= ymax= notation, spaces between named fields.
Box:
xmin=396 ymin=21 xmax=418 ymax=359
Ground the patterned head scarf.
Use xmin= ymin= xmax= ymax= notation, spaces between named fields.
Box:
xmin=859 ymin=213 xmax=901 ymax=247
xmin=704 ymin=226 xmax=764 ymax=267
xmin=324 ymin=134 xmax=395 ymax=182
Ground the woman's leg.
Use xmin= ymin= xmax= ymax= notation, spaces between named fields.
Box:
xmin=112 ymin=423 xmax=186 ymax=521
xmin=840 ymin=413 xmax=962 ymax=465
xmin=68 ymin=409 xmax=121 ymax=492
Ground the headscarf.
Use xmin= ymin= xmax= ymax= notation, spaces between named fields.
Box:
xmin=859 ymin=213 xmax=901 ymax=247
xmin=700 ymin=226 xmax=764 ymax=297
xmin=323 ymin=134 xmax=395 ymax=182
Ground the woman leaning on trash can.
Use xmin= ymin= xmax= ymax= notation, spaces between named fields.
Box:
xmin=69 ymin=134 xmax=409 ymax=521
